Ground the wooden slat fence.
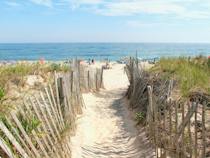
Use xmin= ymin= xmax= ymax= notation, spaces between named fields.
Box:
xmin=79 ymin=66 xmax=104 ymax=92
xmin=126 ymin=57 xmax=209 ymax=158
xmin=0 ymin=60 xmax=104 ymax=158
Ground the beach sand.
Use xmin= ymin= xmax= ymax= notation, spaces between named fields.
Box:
xmin=71 ymin=63 xmax=154 ymax=158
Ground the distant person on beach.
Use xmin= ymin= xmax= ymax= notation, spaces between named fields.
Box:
xmin=88 ymin=59 xmax=91 ymax=65
xmin=39 ymin=58 xmax=45 ymax=64
xmin=91 ymin=59 xmax=95 ymax=64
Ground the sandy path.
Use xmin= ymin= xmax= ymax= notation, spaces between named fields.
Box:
xmin=71 ymin=63 xmax=154 ymax=158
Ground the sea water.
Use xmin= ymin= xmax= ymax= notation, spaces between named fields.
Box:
xmin=0 ymin=43 xmax=210 ymax=61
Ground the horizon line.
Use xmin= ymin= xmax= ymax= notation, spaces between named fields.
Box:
xmin=0 ymin=42 xmax=210 ymax=44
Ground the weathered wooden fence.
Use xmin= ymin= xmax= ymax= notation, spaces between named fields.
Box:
xmin=79 ymin=65 xmax=104 ymax=92
xmin=126 ymin=58 xmax=209 ymax=158
xmin=0 ymin=60 xmax=104 ymax=158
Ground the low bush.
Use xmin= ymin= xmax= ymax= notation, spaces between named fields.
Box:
xmin=135 ymin=112 xmax=145 ymax=124
xmin=0 ymin=87 xmax=4 ymax=101
xmin=208 ymin=56 xmax=210 ymax=68
xmin=49 ymin=63 xmax=69 ymax=72
xmin=19 ymin=114 xmax=41 ymax=134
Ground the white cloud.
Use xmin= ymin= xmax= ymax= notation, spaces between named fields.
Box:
xmin=22 ymin=0 xmax=210 ymax=19
xmin=66 ymin=0 xmax=103 ymax=10
xmin=5 ymin=1 xmax=21 ymax=7
xmin=95 ymin=1 xmax=185 ymax=16
xmin=93 ymin=0 xmax=210 ymax=19
xmin=126 ymin=20 xmax=182 ymax=28
xmin=30 ymin=0 xmax=52 ymax=7
xmin=126 ymin=21 xmax=158 ymax=28
xmin=66 ymin=0 xmax=210 ymax=19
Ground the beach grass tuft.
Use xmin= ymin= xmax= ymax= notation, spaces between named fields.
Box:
xmin=0 ymin=87 xmax=4 ymax=101
xmin=0 ymin=62 xmax=69 ymax=90
xmin=151 ymin=56 xmax=210 ymax=96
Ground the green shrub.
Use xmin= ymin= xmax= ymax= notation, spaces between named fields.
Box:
xmin=50 ymin=63 xmax=60 ymax=71
xmin=135 ymin=112 xmax=145 ymax=124
xmin=49 ymin=63 xmax=69 ymax=72
xmin=208 ymin=57 xmax=210 ymax=68
xmin=19 ymin=114 xmax=41 ymax=134
xmin=0 ymin=87 xmax=4 ymax=100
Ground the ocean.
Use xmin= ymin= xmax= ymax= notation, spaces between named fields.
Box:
xmin=0 ymin=43 xmax=210 ymax=61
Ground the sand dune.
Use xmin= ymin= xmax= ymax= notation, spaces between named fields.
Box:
xmin=71 ymin=64 xmax=154 ymax=158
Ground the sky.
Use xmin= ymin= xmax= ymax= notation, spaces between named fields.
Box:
xmin=0 ymin=0 xmax=210 ymax=43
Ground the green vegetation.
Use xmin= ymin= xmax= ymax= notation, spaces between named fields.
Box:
xmin=49 ymin=63 xmax=69 ymax=72
xmin=0 ymin=112 xmax=41 ymax=157
xmin=0 ymin=62 xmax=69 ymax=93
xmin=208 ymin=57 xmax=210 ymax=68
xmin=135 ymin=112 xmax=145 ymax=124
xmin=151 ymin=56 xmax=210 ymax=96
xmin=0 ymin=114 xmax=19 ymax=157
xmin=0 ymin=87 xmax=4 ymax=101
xmin=19 ymin=114 xmax=41 ymax=134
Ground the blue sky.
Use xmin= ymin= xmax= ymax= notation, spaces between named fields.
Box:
xmin=0 ymin=0 xmax=210 ymax=43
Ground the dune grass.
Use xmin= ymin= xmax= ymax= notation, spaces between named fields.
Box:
xmin=0 ymin=62 xmax=69 ymax=98
xmin=0 ymin=62 xmax=72 ymax=156
xmin=0 ymin=62 xmax=70 ymax=120
xmin=151 ymin=56 xmax=210 ymax=96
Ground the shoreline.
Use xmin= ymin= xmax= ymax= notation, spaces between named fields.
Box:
xmin=0 ymin=57 xmax=158 ymax=65
xmin=0 ymin=59 xmax=155 ymax=70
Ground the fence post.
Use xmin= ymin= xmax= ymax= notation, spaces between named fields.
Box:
xmin=100 ymin=68 xmax=104 ymax=88
xmin=146 ymin=86 xmax=153 ymax=135
xmin=54 ymin=72 xmax=65 ymax=128
xmin=181 ymin=103 xmax=185 ymax=157
xmin=87 ymin=70 xmax=90 ymax=90
xmin=169 ymin=99 xmax=172 ymax=157
xmin=202 ymin=101 xmax=206 ymax=158
xmin=175 ymin=102 xmax=179 ymax=158
xmin=163 ymin=102 xmax=167 ymax=158
xmin=194 ymin=102 xmax=198 ymax=158
xmin=95 ymin=70 xmax=98 ymax=90
xmin=147 ymin=86 xmax=159 ymax=157
xmin=187 ymin=102 xmax=192 ymax=157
